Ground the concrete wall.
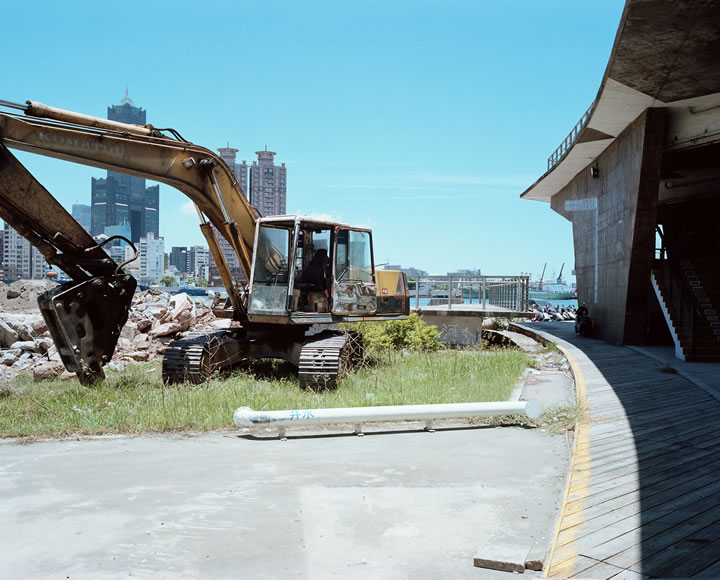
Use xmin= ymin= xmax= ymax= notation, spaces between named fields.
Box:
xmin=550 ymin=109 xmax=665 ymax=345
xmin=418 ymin=311 xmax=484 ymax=346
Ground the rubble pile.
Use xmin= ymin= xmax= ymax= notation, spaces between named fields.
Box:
xmin=0 ymin=280 xmax=59 ymax=313
xmin=0 ymin=286 xmax=225 ymax=383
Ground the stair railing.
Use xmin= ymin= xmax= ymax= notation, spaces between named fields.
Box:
xmin=655 ymin=226 xmax=701 ymax=354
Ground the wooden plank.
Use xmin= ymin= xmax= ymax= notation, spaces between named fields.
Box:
xmin=574 ymin=500 xmax=720 ymax=568
xmin=579 ymin=411 xmax=720 ymax=450
xmin=696 ymin=558 xmax=720 ymax=577
xmin=634 ymin=529 xmax=720 ymax=577
xmin=559 ymin=478 xmax=720 ymax=547
xmin=561 ymin=464 xmax=720 ymax=530
xmin=579 ymin=414 xmax=720 ymax=451
xmin=580 ymin=422 xmax=720 ymax=464
xmin=605 ymin=504 xmax=720 ymax=572
xmin=570 ymin=558 xmax=650 ymax=579
xmin=564 ymin=451 xmax=720 ymax=515
xmin=574 ymin=427 xmax=720 ymax=473
xmin=570 ymin=442 xmax=720 ymax=489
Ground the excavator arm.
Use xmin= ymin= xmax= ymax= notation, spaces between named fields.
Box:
xmin=0 ymin=100 xmax=260 ymax=382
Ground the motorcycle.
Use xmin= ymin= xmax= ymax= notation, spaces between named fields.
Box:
xmin=575 ymin=304 xmax=592 ymax=337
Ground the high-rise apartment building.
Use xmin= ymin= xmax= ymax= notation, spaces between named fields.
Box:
xmin=249 ymin=148 xmax=286 ymax=216
xmin=71 ymin=203 xmax=91 ymax=232
xmin=91 ymin=92 xmax=160 ymax=243
xmin=218 ymin=147 xmax=249 ymax=195
xmin=2 ymin=223 xmax=48 ymax=280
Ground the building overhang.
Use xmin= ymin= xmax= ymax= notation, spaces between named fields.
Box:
xmin=522 ymin=0 xmax=720 ymax=203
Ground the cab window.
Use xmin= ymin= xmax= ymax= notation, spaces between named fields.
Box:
xmin=335 ymin=229 xmax=373 ymax=283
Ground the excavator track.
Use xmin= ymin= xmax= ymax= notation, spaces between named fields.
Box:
xmin=162 ymin=329 xmax=247 ymax=384
xmin=298 ymin=331 xmax=363 ymax=390
xmin=163 ymin=328 xmax=365 ymax=388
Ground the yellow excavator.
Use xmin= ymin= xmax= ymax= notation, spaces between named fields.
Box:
xmin=0 ymin=99 xmax=408 ymax=387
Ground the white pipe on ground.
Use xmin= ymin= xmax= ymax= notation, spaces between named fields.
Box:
xmin=233 ymin=400 xmax=542 ymax=429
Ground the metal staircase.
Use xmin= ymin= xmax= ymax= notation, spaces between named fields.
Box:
xmin=652 ymin=252 xmax=720 ymax=362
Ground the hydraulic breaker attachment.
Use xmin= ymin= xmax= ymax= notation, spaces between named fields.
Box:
xmin=37 ymin=274 xmax=137 ymax=384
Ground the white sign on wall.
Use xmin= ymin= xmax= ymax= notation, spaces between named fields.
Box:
xmin=565 ymin=198 xmax=598 ymax=211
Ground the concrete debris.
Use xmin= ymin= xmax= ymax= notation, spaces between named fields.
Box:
xmin=33 ymin=361 xmax=65 ymax=381
xmin=0 ymin=283 xmax=219 ymax=382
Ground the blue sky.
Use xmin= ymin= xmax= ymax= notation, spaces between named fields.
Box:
xmin=3 ymin=0 xmax=625 ymax=280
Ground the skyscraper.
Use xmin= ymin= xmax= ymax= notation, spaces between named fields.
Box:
xmin=91 ymin=91 xmax=160 ymax=243
xmin=71 ymin=203 xmax=91 ymax=232
xmin=249 ymin=148 xmax=286 ymax=216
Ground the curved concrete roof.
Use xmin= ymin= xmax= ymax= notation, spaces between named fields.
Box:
xmin=522 ymin=0 xmax=720 ymax=202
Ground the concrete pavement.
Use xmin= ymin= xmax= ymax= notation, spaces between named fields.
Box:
xmin=1 ymin=421 xmax=568 ymax=579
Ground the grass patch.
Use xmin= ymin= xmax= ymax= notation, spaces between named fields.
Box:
xmin=0 ymin=349 xmax=534 ymax=438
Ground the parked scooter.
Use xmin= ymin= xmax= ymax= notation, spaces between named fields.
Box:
xmin=575 ymin=303 xmax=592 ymax=336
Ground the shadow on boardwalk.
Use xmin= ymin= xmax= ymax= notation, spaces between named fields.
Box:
xmin=519 ymin=321 xmax=720 ymax=579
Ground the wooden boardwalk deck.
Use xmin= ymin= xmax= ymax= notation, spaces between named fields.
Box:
xmin=517 ymin=322 xmax=720 ymax=579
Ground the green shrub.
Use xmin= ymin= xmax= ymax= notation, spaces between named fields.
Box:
xmin=353 ymin=313 xmax=442 ymax=353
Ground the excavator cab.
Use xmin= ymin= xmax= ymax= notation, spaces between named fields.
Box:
xmin=247 ymin=216 xmax=389 ymax=323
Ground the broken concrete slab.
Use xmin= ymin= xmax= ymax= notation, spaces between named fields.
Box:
xmin=474 ymin=542 xmax=529 ymax=573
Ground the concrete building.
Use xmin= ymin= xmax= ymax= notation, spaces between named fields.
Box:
xmin=217 ymin=147 xmax=249 ymax=195
xmin=249 ymin=148 xmax=286 ymax=216
xmin=138 ymin=232 xmax=165 ymax=285
xmin=522 ymin=0 xmax=720 ymax=361
xmin=189 ymin=245 xmax=210 ymax=280
xmin=71 ymin=203 xmax=91 ymax=232
xmin=169 ymin=247 xmax=190 ymax=275
xmin=91 ymin=92 xmax=160 ymax=243
xmin=2 ymin=222 xmax=48 ymax=280
xmin=208 ymin=226 xmax=245 ymax=286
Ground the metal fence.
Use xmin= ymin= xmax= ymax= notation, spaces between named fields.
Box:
xmin=547 ymin=100 xmax=596 ymax=171
xmin=407 ymin=275 xmax=530 ymax=312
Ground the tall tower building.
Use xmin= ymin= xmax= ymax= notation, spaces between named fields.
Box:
xmin=217 ymin=146 xmax=249 ymax=195
xmin=249 ymin=148 xmax=286 ymax=216
xmin=91 ymin=91 xmax=160 ymax=243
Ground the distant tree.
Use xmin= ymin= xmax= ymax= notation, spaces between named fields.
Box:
xmin=160 ymin=275 xmax=175 ymax=287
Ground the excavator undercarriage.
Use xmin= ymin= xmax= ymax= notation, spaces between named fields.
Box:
xmin=162 ymin=327 xmax=364 ymax=389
